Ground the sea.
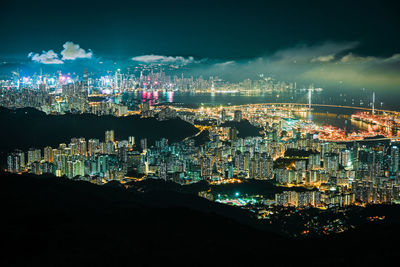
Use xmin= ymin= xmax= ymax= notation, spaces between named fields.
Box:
xmin=118 ymin=88 xmax=399 ymax=133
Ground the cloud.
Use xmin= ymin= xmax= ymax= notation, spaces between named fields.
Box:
xmin=271 ymin=41 xmax=358 ymax=64
xmin=215 ymin=61 xmax=236 ymax=67
xmin=132 ymin=55 xmax=195 ymax=65
xmin=383 ymin=53 xmax=400 ymax=63
xmin=188 ymin=41 xmax=400 ymax=91
xmin=61 ymin=41 xmax=93 ymax=60
xmin=311 ymin=54 xmax=335 ymax=62
xmin=340 ymin=53 xmax=375 ymax=63
xmin=28 ymin=50 xmax=64 ymax=64
xmin=28 ymin=42 xmax=93 ymax=64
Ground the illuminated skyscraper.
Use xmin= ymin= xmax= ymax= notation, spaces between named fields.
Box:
xmin=105 ymin=130 xmax=115 ymax=143
xmin=44 ymin=146 xmax=54 ymax=162
xmin=79 ymin=138 xmax=87 ymax=156
xmin=83 ymin=69 xmax=88 ymax=88
xmin=129 ymin=136 xmax=135 ymax=147
xmin=88 ymin=139 xmax=99 ymax=156
xmin=229 ymin=128 xmax=238 ymax=140
xmin=200 ymin=156 xmax=212 ymax=179
xmin=7 ymin=151 xmax=24 ymax=173
xmin=221 ymin=109 xmax=226 ymax=122
xmin=372 ymin=92 xmax=375 ymax=115
xmin=340 ymin=149 xmax=352 ymax=169
xmin=391 ymin=146 xmax=399 ymax=175
xmin=105 ymin=142 xmax=115 ymax=154
xmin=73 ymin=160 xmax=85 ymax=177
xmin=27 ymin=148 xmax=41 ymax=165
xmin=67 ymin=161 xmax=74 ymax=178
xmin=160 ymin=160 xmax=167 ymax=180
xmin=140 ymin=138 xmax=147 ymax=151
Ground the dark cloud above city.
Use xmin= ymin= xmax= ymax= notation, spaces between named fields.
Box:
xmin=189 ymin=42 xmax=400 ymax=91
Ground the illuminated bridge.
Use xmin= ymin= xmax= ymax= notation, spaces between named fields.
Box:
xmin=226 ymin=102 xmax=400 ymax=143
xmin=322 ymin=137 xmax=400 ymax=143
xmin=231 ymin=102 xmax=400 ymax=115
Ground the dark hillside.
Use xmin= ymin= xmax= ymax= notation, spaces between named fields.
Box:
xmin=1 ymin=172 xmax=400 ymax=266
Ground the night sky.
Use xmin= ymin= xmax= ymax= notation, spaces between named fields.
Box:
xmin=1 ymin=0 xmax=399 ymax=58
xmin=1 ymin=0 xmax=400 ymax=89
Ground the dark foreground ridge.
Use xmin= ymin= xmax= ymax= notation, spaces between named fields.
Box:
xmin=1 ymin=172 xmax=400 ymax=266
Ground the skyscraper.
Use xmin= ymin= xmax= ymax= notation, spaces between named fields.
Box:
xmin=7 ymin=151 xmax=24 ymax=173
xmin=140 ymin=138 xmax=147 ymax=151
xmin=221 ymin=109 xmax=226 ymax=122
xmin=88 ymin=139 xmax=99 ymax=156
xmin=105 ymin=130 xmax=115 ymax=143
xmin=44 ymin=146 xmax=54 ymax=162
xmin=83 ymin=69 xmax=88 ymax=87
xmin=229 ymin=128 xmax=238 ymax=140
xmin=391 ymin=145 xmax=399 ymax=175
xmin=129 ymin=136 xmax=135 ymax=147
xmin=27 ymin=148 xmax=41 ymax=165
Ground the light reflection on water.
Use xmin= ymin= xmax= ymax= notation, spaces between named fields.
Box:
xmin=123 ymin=90 xmax=316 ymax=107
xmin=121 ymin=90 xmax=393 ymax=132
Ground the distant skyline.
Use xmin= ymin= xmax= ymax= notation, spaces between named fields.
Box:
xmin=1 ymin=0 xmax=400 ymax=90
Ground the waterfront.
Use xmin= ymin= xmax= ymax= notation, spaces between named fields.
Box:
xmin=120 ymin=90 xmax=377 ymax=132
xmin=120 ymin=89 xmax=398 ymax=109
